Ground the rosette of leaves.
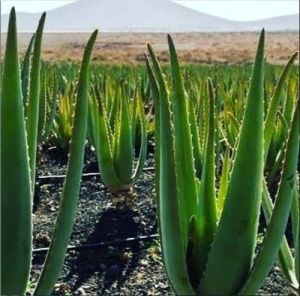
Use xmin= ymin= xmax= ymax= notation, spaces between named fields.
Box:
xmin=146 ymin=30 xmax=299 ymax=295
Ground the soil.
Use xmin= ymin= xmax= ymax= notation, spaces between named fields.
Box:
xmin=29 ymin=146 xmax=298 ymax=296
xmin=1 ymin=32 xmax=299 ymax=65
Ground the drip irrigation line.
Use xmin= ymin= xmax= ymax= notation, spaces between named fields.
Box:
xmin=33 ymin=233 xmax=159 ymax=254
xmin=39 ymin=172 xmax=99 ymax=180
xmin=38 ymin=167 xmax=155 ymax=180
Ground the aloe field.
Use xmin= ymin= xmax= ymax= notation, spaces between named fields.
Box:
xmin=1 ymin=8 xmax=299 ymax=296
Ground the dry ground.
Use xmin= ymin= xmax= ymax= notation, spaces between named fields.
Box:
xmin=1 ymin=32 xmax=299 ymax=64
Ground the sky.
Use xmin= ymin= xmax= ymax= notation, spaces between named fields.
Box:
xmin=0 ymin=0 xmax=299 ymax=21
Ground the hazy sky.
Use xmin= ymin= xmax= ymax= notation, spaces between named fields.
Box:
xmin=1 ymin=0 xmax=299 ymax=21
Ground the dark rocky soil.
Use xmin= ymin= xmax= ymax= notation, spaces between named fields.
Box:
xmin=29 ymin=146 xmax=298 ymax=296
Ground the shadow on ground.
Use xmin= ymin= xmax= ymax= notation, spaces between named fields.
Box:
xmin=64 ymin=207 xmax=143 ymax=294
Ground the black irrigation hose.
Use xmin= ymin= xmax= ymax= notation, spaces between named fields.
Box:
xmin=35 ymin=168 xmax=158 ymax=252
xmin=33 ymin=234 xmax=159 ymax=254
xmin=39 ymin=172 xmax=100 ymax=180
xmin=38 ymin=167 xmax=155 ymax=180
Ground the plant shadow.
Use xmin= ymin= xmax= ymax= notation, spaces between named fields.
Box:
xmin=64 ymin=207 xmax=144 ymax=294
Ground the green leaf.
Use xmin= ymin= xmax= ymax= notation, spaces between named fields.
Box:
xmin=21 ymin=33 xmax=35 ymax=109
xmin=200 ymin=29 xmax=265 ymax=295
xmin=1 ymin=8 xmax=32 ymax=295
xmin=291 ymin=182 xmax=299 ymax=259
xmin=114 ymin=96 xmax=133 ymax=186
xmin=264 ymin=52 xmax=298 ymax=159
xmin=38 ymin=69 xmax=47 ymax=141
xmin=216 ymin=148 xmax=231 ymax=217
xmin=132 ymin=88 xmax=147 ymax=182
xmin=147 ymin=43 xmax=195 ymax=295
xmin=262 ymin=180 xmax=298 ymax=288
xmin=188 ymin=79 xmax=217 ymax=289
xmin=168 ymin=34 xmax=198 ymax=243
xmin=145 ymin=57 xmax=160 ymax=198
xmin=33 ymin=30 xmax=98 ymax=296
xmin=188 ymin=98 xmax=202 ymax=179
xmin=26 ymin=12 xmax=46 ymax=190
xmin=42 ymin=75 xmax=58 ymax=141
xmin=241 ymin=101 xmax=299 ymax=294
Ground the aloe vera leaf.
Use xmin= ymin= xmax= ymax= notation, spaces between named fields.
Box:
xmin=168 ymin=34 xmax=199 ymax=237
xmin=291 ymin=180 xmax=299 ymax=286
xmin=42 ymin=76 xmax=58 ymax=141
xmin=264 ymin=52 xmax=298 ymax=159
xmin=266 ymin=112 xmax=290 ymax=183
xmin=147 ymin=44 xmax=195 ymax=295
xmin=292 ymin=184 xmax=300 ymax=288
xmin=278 ymin=110 xmax=290 ymax=140
xmin=132 ymin=87 xmax=147 ymax=182
xmin=241 ymin=101 xmax=299 ymax=294
xmin=1 ymin=8 xmax=32 ymax=295
xmin=33 ymin=30 xmax=98 ymax=296
xmin=87 ymin=92 xmax=97 ymax=148
xmin=94 ymin=92 xmax=104 ymax=151
xmin=283 ymin=82 xmax=297 ymax=125
xmin=227 ymin=111 xmax=240 ymax=147
xmin=112 ymin=94 xmax=121 ymax=154
xmin=262 ymin=180 xmax=298 ymax=287
xmin=38 ymin=70 xmax=46 ymax=141
xmin=188 ymin=79 xmax=217 ymax=289
xmin=89 ymin=85 xmax=103 ymax=147
xmin=131 ymin=84 xmax=139 ymax=147
xmin=114 ymin=96 xmax=133 ymax=185
xmin=291 ymin=182 xmax=299 ymax=255
xmin=189 ymin=98 xmax=202 ymax=179
xmin=21 ymin=33 xmax=35 ymax=108
xmin=26 ymin=12 xmax=46 ymax=189
xmin=198 ymin=83 xmax=209 ymax=157
xmin=296 ymin=243 xmax=300 ymax=285
xmin=200 ymin=30 xmax=265 ymax=295
xmin=262 ymin=75 xmax=298 ymax=286
xmin=145 ymin=57 xmax=160 ymax=198
xmin=267 ymin=144 xmax=285 ymax=185
xmin=216 ymin=147 xmax=231 ymax=217
xmin=109 ymin=85 xmax=120 ymax=131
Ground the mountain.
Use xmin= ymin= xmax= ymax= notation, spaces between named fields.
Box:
xmin=1 ymin=0 xmax=299 ymax=32
xmin=241 ymin=14 xmax=299 ymax=31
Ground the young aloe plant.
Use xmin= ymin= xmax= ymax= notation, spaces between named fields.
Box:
xmin=1 ymin=8 xmax=97 ymax=295
xmin=146 ymin=30 xmax=299 ymax=295
xmin=52 ymin=78 xmax=77 ymax=150
xmin=88 ymin=83 xmax=147 ymax=192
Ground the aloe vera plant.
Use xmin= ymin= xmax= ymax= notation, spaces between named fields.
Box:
xmin=52 ymin=77 xmax=77 ymax=149
xmin=146 ymin=30 xmax=299 ymax=295
xmin=1 ymin=8 xmax=97 ymax=295
xmin=88 ymin=82 xmax=147 ymax=192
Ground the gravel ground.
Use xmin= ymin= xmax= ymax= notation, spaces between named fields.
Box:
xmin=29 ymin=146 xmax=298 ymax=296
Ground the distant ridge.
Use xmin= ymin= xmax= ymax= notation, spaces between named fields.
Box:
xmin=1 ymin=0 xmax=299 ymax=32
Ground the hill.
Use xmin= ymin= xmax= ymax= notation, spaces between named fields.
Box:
xmin=1 ymin=0 xmax=299 ymax=32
